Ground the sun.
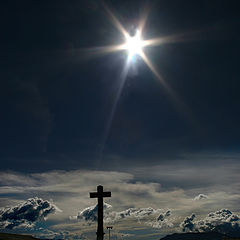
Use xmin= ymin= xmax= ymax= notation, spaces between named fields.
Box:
xmin=124 ymin=30 xmax=143 ymax=58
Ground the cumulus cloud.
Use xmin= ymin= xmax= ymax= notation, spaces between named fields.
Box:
xmin=72 ymin=203 xmax=173 ymax=230
xmin=0 ymin=197 xmax=61 ymax=229
xmin=71 ymin=203 xmax=162 ymax=223
xmin=147 ymin=209 xmax=173 ymax=229
xmin=70 ymin=202 xmax=112 ymax=222
xmin=108 ymin=207 xmax=161 ymax=222
xmin=193 ymin=194 xmax=208 ymax=201
xmin=180 ymin=209 xmax=240 ymax=235
xmin=157 ymin=210 xmax=171 ymax=221
xmin=180 ymin=213 xmax=196 ymax=232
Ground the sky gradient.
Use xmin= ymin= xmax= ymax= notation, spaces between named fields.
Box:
xmin=0 ymin=0 xmax=240 ymax=239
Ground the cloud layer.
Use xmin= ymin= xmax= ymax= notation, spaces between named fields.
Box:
xmin=0 ymin=168 xmax=239 ymax=239
xmin=72 ymin=203 xmax=173 ymax=229
xmin=0 ymin=197 xmax=61 ymax=229
xmin=180 ymin=209 xmax=240 ymax=236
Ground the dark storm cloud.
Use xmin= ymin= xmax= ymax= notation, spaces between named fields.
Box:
xmin=0 ymin=197 xmax=60 ymax=229
xmin=180 ymin=209 xmax=240 ymax=235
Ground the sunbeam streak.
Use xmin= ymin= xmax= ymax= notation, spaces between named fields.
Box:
xmin=103 ymin=2 xmax=129 ymax=39
xmin=75 ymin=44 xmax=126 ymax=60
xmin=142 ymin=29 xmax=206 ymax=48
xmin=138 ymin=2 xmax=151 ymax=34
xmin=98 ymin=58 xmax=131 ymax=163
xmin=140 ymin=51 xmax=198 ymax=128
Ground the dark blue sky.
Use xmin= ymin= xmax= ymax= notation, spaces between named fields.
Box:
xmin=1 ymin=2 xmax=240 ymax=239
xmin=0 ymin=0 xmax=240 ymax=172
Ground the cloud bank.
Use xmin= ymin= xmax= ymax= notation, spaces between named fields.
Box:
xmin=72 ymin=203 xmax=173 ymax=229
xmin=180 ymin=209 xmax=240 ymax=236
xmin=108 ymin=207 xmax=161 ymax=222
xmin=0 ymin=197 xmax=61 ymax=229
xmin=72 ymin=203 xmax=163 ymax=223
xmin=0 ymin=169 xmax=239 ymax=239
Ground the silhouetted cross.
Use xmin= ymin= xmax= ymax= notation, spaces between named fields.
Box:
xmin=90 ymin=185 xmax=111 ymax=240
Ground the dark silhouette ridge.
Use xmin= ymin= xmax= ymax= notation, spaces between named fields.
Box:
xmin=0 ymin=232 xmax=44 ymax=240
xmin=160 ymin=232 xmax=240 ymax=240
xmin=90 ymin=185 xmax=111 ymax=240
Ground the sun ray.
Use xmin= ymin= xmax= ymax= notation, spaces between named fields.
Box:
xmin=142 ymin=28 xmax=208 ymax=48
xmin=140 ymin=50 xmax=197 ymax=126
xmin=98 ymin=57 xmax=131 ymax=163
xmin=138 ymin=2 xmax=151 ymax=34
xmin=71 ymin=43 xmax=126 ymax=61
xmin=83 ymin=44 xmax=126 ymax=55
xmin=102 ymin=2 xmax=129 ymax=39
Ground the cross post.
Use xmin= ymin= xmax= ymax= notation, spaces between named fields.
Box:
xmin=90 ymin=185 xmax=111 ymax=240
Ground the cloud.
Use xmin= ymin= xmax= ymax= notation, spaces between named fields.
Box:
xmin=109 ymin=207 xmax=161 ymax=222
xmin=72 ymin=203 xmax=173 ymax=230
xmin=157 ymin=210 xmax=171 ymax=221
xmin=71 ymin=203 xmax=161 ymax=223
xmin=193 ymin=194 xmax=208 ymax=201
xmin=180 ymin=213 xmax=196 ymax=232
xmin=70 ymin=202 xmax=112 ymax=222
xmin=180 ymin=209 xmax=240 ymax=235
xmin=147 ymin=210 xmax=173 ymax=229
xmin=0 ymin=197 xmax=61 ymax=229
xmin=37 ymin=229 xmax=84 ymax=240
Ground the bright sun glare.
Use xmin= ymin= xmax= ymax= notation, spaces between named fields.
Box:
xmin=125 ymin=30 xmax=143 ymax=58
xmin=97 ymin=3 xmax=195 ymax=156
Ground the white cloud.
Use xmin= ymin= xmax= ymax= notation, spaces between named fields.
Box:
xmin=0 ymin=197 xmax=61 ymax=229
xmin=71 ymin=203 xmax=163 ymax=223
xmin=146 ymin=210 xmax=173 ymax=229
xmin=180 ymin=213 xmax=196 ymax=232
xmin=193 ymin=194 xmax=208 ymax=201
xmin=72 ymin=202 xmax=174 ymax=230
xmin=180 ymin=209 xmax=240 ymax=235
xmin=70 ymin=202 xmax=112 ymax=222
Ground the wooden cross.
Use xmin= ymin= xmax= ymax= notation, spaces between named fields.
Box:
xmin=90 ymin=185 xmax=111 ymax=240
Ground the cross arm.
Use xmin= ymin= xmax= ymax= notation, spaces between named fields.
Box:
xmin=102 ymin=191 xmax=111 ymax=197
xmin=90 ymin=192 xmax=98 ymax=198
xmin=89 ymin=191 xmax=111 ymax=198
